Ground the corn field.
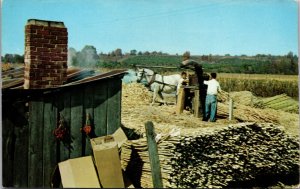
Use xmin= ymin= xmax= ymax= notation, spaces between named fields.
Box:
xmin=218 ymin=73 xmax=299 ymax=99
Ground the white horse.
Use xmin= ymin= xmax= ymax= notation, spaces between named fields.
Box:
xmin=136 ymin=68 xmax=181 ymax=105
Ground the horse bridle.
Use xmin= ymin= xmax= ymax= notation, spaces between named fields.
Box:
xmin=136 ymin=69 xmax=145 ymax=82
xmin=137 ymin=69 xmax=175 ymax=90
xmin=137 ymin=69 xmax=156 ymax=84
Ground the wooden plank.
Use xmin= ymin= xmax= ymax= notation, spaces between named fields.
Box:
xmin=135 ymin=65 xmax=178 ymax=69
xmin=194 ymin=89 xmax=200 ymax=118
xmin=13 ymin=101 xmax=29 ymax=187
xmin=58 ymin=91 xmax=71 ymax=161
xmin=43 ymin=95 xmax=58 ymax=187
xmin=28 ymin=98 xmax=44 ymax=187
xmin=176 ymin=87 xmax=185 ymax=114
xmin=93 ymin=80 xmax=108 ymax=137
xmin=2 ymin=117 xmax=14 ymax=187
xmin=145 ymin=121 xmax=163 ymax=188
xmin=106 ymin=78 xmax=121 ymax=135
xmin=70 ymin=88 xmax=84 ymax=158
xmin=83 ymin=85 xmax=94 ymax=155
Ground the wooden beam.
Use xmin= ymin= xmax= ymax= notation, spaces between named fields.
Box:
xmin=194 ymin=89 xmax=200 ymax=118
xmin=145 ymin=121 xmax=163 ymax=188
xmin=135 ymin=65 xmax=178 ymax=69
xmin=176 ymin=87 xmax=185 ymax=115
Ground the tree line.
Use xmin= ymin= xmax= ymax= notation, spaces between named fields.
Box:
xmin=2 ymin=45 xmax=298 ymax=75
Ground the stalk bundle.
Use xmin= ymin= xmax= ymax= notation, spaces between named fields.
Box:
xmin=121 ymin=123 xmax=299 ymax=188
xmin=262 ymin=94 xmax=299 ymax=113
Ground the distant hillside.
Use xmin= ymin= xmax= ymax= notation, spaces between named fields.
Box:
xmin=105 ymin=55 xmax=298 ymax=75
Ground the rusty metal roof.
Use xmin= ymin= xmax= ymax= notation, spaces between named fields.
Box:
xmin=2 ymin=66 xmax=127 ymax=90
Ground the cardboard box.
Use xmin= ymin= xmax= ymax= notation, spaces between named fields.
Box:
xmin=58 ymin=156 xmax=100 ymax=188
xmin=112 ymin=127 xmax=128 ymax=148
xmin=90 ymin=127 xmax=127 ymax=188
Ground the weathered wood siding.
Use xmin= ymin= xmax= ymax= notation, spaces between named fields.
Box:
xmin=2 ymin=77 xmax=123 ymax=187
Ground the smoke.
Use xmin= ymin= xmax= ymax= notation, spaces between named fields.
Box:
xmin=68 ymin=46 xmax=99 ymax=67
xmin=68 ymin=47 xmax=77 ymax=67
xmin=122 ymin=69 xmax=138 ymax=83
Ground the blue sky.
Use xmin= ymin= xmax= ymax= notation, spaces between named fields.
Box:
xmin=2 ymin=0 xmax=298 ymax=56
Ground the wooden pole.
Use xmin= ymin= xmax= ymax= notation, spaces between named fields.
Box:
xmin=135 ymin=65 xmax=178 ymax=69
xmin=229 ymin=98 xmax=234 ymax=120
xmin=145 ymin=121 xmax=163 ymax=188
xmin=176 ymin=87 xmax=185 ymax=114
xmin=194 ymin=89 xmax=200 ymax=118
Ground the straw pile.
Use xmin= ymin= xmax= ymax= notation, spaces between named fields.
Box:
xmin=122 ymin=83 xmax=152 ymax=106
xmin=121 ymin=122 xmax=300 ymax=188
xmin=121 ymin=83 xmax=300 ymax=137
xmin=218 ymin=103 xmax=279 ymax=123
xmin=228 ymin=91 xmax=264 ymax=108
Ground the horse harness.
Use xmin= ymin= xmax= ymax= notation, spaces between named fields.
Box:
xmin=139 ymin=69 xmax=177 ymax=90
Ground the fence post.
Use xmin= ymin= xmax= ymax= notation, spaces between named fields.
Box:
xmin=229 ymin=98 xmax=234 ymax=120
xmin=176 ymin=87 xmax=185 ymax=114
xmin=145 ymin=121 xmax=163 ymax=188
xmin=194 ymin=89 xmax=200 ymax=118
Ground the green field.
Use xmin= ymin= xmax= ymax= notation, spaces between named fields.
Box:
xmin=98 ymin=54 xmax=298 ymax=75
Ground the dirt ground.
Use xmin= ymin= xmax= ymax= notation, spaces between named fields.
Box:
xmin=121 ymin=83 xmax=299 ymax=138
xmin=121 ymin=82 xmax=300 ymax=188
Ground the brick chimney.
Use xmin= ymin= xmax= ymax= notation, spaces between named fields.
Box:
xmin=24 ymin=19 xmax=68 ymax=89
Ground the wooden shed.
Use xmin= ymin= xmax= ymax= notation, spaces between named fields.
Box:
xmin=2 ymin=68 xmax=127 ymax=187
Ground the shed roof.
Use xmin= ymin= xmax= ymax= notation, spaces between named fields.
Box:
xmin=2 ymin=66 xmax=127 ymax=90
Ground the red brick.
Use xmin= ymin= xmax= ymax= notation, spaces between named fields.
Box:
xmin=50 ymin=80 xmax=63 ymax=85
xmin=61 ymin=54 xmax=67 ymax=58
xmin=42 ymin=77 xmax=56 ymax=81
xmin=39 ymin=56 xmax=50 ymax=61
xmin=36 ymin=39 xmax=50 ymax=43
xmin=36 ymin=47 xmax=50 ymax=52
xmin=37 ymin=30 xmax=49 ymax=35
xmin=49 ymin=27 xmax=67 ymax=32
xmin=38 ymin=72 xmax=50 ymax=77
xmin=51 ymin=56 xmax=63 ymax=61
xmin=50 ymin=49 xmax=62 ymax=53
xmin=49 ymin=39 xmax=58 ymax=44
xmin=27 ymin=46 xmax=37 ymax=51
xmin=26 ymin=41 xmax=43 ymax=47
xmin=41 ymin=52 xmax=51 ymax=57
xmin=29 ymin=56 xmax=37 ymax=60
xmin=57 ymin=40 xmax=68 ymax=44
xmin=44 ymin=35 xmax=57 ymax=40
xmin=27 ymin=59 xmax=40 ymax=64
xmin=30 ymin=34 xmax=43 ymax=38
xmin=57 ymin=36 xmax=68 ymax=40
xmin=49 ymin=73 xmax=61 ymax=77
xmin=49 ymin=31 xmax=61 ymax=35
xmin=34 ymin=80 xmax=50 ymax=85
xmin=25 ymin=27 xmax=37 ymax=33
xmin=56 ymin=44 xmax=67 ymax=49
